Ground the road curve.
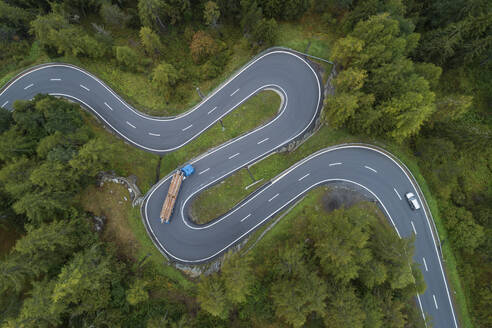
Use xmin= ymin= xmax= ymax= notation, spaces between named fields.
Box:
xmin=0 ymin=49 xmax=457 ymax=328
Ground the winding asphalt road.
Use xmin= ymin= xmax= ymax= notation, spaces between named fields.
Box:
xmin=0 ymin=49 xmax=458 ymax=327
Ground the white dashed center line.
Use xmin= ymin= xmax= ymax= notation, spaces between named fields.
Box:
xmin=268 ymin=193 xmax=279 ymax=202
xmin=228 ymin=152 xmax=240 ymax=160
xmin=182 ymin=124 xmax=193 ymax=131
xmin=329 ymin=162 xmax=342 ymax=166
xmin=104 ymin=102 xmax=113 ymax=111
xmin=50 ymin=78 xmax=61 ymax=81
xmin=394 ymin=188 xmax=402 ymax=200
xmin=230 ymin=88 xmax=240 ymax=96
xmin=433 ymin=295 xmax=438 ymax=309
xmin=240 ymin=213 xmax=251 ymax=222
xmin=126 ymin=121 xmax=136 ymax=128
xmin=199 ymin=168 xmax=210 ymax=175
xmin=257 ymin=137 xmax=269 ymax=145
xmin=423 ymin=257 xmax=428 ymax=271
xmin=1 ymin=101 xmax=8 ymax=107
xmin=207 ymin=106 xmax=217 ymax=115
xmin=298 ymin=173 xmax=310 ymax=181
xmin=148 ymin=132 xmax=160 ymax=137
xmin=411 ymin=221 xmax=417 ymax=235
xmin=79 ymin=84 xmax=90 ymax=91
xmin=24 ymin=83 xmax=34 ymax=90
xmin=364 ymin=165 xmax=378 ymax=173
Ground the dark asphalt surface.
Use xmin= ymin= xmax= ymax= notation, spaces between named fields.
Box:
xmin=0 ymin=49 xmax=458 ymax=327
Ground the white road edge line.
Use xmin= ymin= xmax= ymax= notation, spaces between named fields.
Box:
xmin=182 ymin=124 xmax=193 ymax=131
xmin=79 ymin=84 xmax=90 ymax=91
xmin=329 ymin=162 xmax=342 ymax=166
xmin=394 ymin=187 xmax=402 ymax=200
xmin=50 ymin=78 xmax=61 ymax=81
xmin=240 ymin=214 xmax=251 ymax=222
xmin=364 ymin=165 xmax=378 ymax=173
xmin=416 ymin=294 xmax=427 ymax=324
xmin=228 ymin=152 xmax=240 ymax=160
xmin=411 ymin=221 xmax=417 ymax=235
xmin=257 ymin=137 xmax=269 ymax=145
xmin=268 ymin=193 xmax=279 ymax=202
xmin=148 ymin=132 xmax=160 ymax=137
xmin=433 ymin=294 xmax=438 ymax=309
xmin=104 ymin=102 xmax=113 ymax=111
xmin=1 ymin=101 xmax=8 ymax=107
xmin=230 ymin=88 xmax=240 ymax=96
xmin=126 ymin=121 xmax=136 ymax=128
xmin=207 ymin=106 xmax=217 ymax=115
xmin=298 ymin=173 xmax=310 ymax=181
xmin=198 ymin=168 xmax=210 ymax=175
xmin=245 ymin=178 xmax=263 ymax=190
xmin=423 ymin=257 xmax=428 ymax=271
xmin=24 ymin=83 xmax=34 ymax=90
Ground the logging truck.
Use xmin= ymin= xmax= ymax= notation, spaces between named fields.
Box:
xmin=160 ymin=164 xmax=195 ymax=223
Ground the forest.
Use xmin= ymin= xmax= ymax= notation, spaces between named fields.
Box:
xmin=0 ymin=0 xmax=490 ymax=327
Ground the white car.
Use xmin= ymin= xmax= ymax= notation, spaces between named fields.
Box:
xmin=405 ymin=192 xmax=421 ymax=210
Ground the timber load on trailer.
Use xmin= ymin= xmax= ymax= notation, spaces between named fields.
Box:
xmin=160 ymin=165 xmax=195 ymax=223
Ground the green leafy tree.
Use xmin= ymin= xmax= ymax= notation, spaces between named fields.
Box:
xmin=35 ymin=96 xmax=83 ymax=135
xmin=51 ymin=244 xmax=114 ymax=315
xmin=324 ymin=286 xmax=365 ymax=328
xmin=138 ymin=0 xmax=190 ymax=30
xmin=0 ymin=107 xmax=13 ymax=134
xmin=0 ymin=157 xmax=35 ymax=199
xmin=0 ymin=1 xmax=33 ymax=37
xmin=442 ymin=204 xmax=485 ymax=253
xmin=138 ymin=0 xmax=167 ymax=29
xmin=308 ymin=207 xmax=372 ymax=283
xmin=240 ymin=0 xmax=263 ymax=35
xmin=13 ymin=219 xmax=93 ymax=275
xmin=203 ymin=1 xmax=220 ymax=26
xmin=115 ymin=46 xmax=150 ymax=72
xmin=69 ymin=137 xmax=116 ymax=178
xmin=221 ymin=251 xmax=254 ymax=304
xmin=197 ymin=274 xmax=230 ymax=319
xmin=126 ymin=279 xmax=149 ymax=306
xmin=432 ymin=93 xmax=473 ymax=123
xmin=151 ymin=61 xmax=179 ymax=100
xmin=12 ymin=191 xmax=70 ymax=223
xmin=100 ymin=3 xmax=130 ymax=27
xmin=140 ymin=26 xmax=164 ymax=58
xmin=0 ymin=254 xmax=33 ymax=293
xmin=4 ymin=279 xmax=64 ymax=328
xmin=327 ymin=14 xmax=438 ymax=142
xmin=251 ymin=18 xmax=277 ymax=46
xmin=271 ymin=245 xmax=327 ymax=328
xmin=30 ymin=13 xmax=108 ymax=58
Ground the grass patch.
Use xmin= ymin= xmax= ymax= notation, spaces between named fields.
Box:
xmin=78 ymin=183 xmax=139 ymax=258
xmin=191 ymin=169 xmax=257 ymax=224
xmin=276 ymin=13 xmax=336 ymax=59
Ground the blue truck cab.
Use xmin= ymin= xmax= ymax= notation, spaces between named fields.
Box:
xmin=181 ymin=164 xmax=195 ymax=177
